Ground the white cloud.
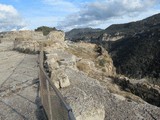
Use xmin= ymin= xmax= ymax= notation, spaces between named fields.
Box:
xmin=57 ymin=0 xmax=160 ymax=30
xmin=0 ymin=3 xmax=26 ymax=32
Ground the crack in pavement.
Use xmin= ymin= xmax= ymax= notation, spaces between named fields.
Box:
xmin=0 ymin=54 xmax=26 ymax=87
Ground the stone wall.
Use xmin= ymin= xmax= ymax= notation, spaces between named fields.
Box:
xmin=12 ymin=30 xmax=65 ymax=53
xmin=0 ymin=31 xmax=44 ymax=41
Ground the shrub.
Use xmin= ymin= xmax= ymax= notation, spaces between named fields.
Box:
xmin=35 ymin=26 xmax=56 ymax=36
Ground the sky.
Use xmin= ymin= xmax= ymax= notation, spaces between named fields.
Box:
xmin=0 ymin=0 xmax=160 ymax=32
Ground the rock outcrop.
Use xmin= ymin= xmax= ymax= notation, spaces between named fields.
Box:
xmin=98 ymin=33 xmax=124 ymax=42
xmin=113 ymin=77 xmax=160 ymax=107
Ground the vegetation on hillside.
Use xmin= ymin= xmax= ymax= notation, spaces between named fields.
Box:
xmin=104 ymin=13 xmax=160 ymax=36
xmin=109 ymin=26 xmax=160 ymax=82
xmin=65 ymin=28 xmax=103 ymax=41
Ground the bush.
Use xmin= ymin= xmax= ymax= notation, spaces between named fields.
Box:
xmin=35 ymin=26 xmax=56 ymax=36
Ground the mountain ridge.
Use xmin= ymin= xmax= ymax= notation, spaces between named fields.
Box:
xmin=65 ymin=27 xmax=103 ymax=42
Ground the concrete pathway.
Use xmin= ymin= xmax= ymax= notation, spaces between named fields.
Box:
xmin=0 ymin=42 xmax=46 ymax=120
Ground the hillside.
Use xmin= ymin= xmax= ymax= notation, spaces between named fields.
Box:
xmin=104 ymin=13 xmax=160 ymax=36
xmin=101 ymin=14 xmax=160 ymax=83
xmin=65 ymin=28 xmax=103 ymax=42
xmin=109 ymin=25 xmax=160 ymax=82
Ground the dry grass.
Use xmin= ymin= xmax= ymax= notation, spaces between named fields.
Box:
xmin=66 ymin=44 xmax=97 ymax=60
xmin=95 ymin=55 xmax=112 ymax=70
xmin=76 ymin=62 xmax=91 ymax=74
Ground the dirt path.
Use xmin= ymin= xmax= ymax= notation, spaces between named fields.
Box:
xmin=0 ymin=42 xmax=46 ymax=120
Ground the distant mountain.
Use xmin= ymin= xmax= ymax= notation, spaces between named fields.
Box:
xmin=65 ymin=28 xmax=103 ymax=42
xmin=104 ymin=13 xmax=160 ymax=36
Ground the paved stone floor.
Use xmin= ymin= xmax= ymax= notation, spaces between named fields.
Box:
xmin=0 ymin=42 xmax=46 ymax=120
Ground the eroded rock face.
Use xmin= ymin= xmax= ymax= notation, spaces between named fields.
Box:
xmin=99 ymin=33 xmax=124 ymax=42
xmin=113 ymin=77 xmax=160 ymax=107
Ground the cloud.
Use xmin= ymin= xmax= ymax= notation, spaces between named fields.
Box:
xmin=57 ymin=0 xmax=160 ymax=30
xmin=43 ymin=0 xmax=78 ymax=12
xmin=0 ymin=3 xmax=26 ymax=32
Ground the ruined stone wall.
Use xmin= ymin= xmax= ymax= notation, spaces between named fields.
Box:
xmin=1 ymin=31 xmax=44 ymax=41
xmin=12 ymin=30 xmax=65 ymax=53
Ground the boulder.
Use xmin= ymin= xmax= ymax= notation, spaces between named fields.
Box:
xmin=51 ymin=71 xmax=70 ymax=89
xmin=58 ymin=72 xmax=70 ymax=88
xmin=46 ymin=58 xmax=59 ymax=71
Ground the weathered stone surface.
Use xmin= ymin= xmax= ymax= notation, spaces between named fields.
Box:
xmin=59 ymin=68 xmax=160 ymax=120
xmin=0 ymin=41 xmax=46 ymax=120
xmin=76 ymin=106 xmax=105 ymax=120
xmin=58 ymin=72 xmax=70 ymax=88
